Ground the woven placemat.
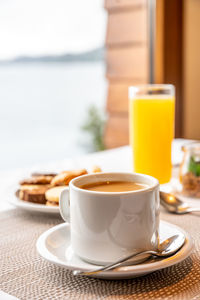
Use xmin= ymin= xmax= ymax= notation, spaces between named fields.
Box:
xmin=0 ymin=208 xmax=200 ymax=300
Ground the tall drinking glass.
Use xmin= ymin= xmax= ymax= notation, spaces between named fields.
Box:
xmin=129 ymin=84 xmax=175 ymax=184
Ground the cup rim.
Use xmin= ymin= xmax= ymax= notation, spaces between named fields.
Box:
xmin=69 ymin=172 xmax=159 ymax=195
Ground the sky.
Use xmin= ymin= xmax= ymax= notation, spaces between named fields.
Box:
xmin=0 ymin=0 xmax=106 ymax=59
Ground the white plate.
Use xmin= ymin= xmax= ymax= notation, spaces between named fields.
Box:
xmin=36 ymin=220 xmax=193 ymax=279
xmin=9 ymin=196 xmax=60 ymax=214
xmin=7 ymin=185 xmax=61 ymax=214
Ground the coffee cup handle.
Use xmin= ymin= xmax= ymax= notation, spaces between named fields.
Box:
xmin=59 ymin=188 xmax=70 ymax=222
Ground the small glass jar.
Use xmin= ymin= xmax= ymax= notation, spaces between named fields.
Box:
xmin=180 ymin=142 xmax=200 ymax=197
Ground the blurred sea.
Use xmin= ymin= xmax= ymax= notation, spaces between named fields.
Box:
xmin=0 ymin=62 xmax=106 ymax=170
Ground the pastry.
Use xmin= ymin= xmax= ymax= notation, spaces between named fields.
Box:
xmin=20 ymin=175 xmax=55 ymax=185
xmin=51 ymin=169 xmax=87 ymax=186
xmin=16 ymin=167 xmax=102 ymax=206
xmin=45 ymin=186 xmax=67 ymax=206
xmin=92 ymin=166 xmax=102 ymax=173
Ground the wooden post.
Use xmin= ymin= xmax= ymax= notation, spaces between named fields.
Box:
xmin=104 ymin=0 xmax=150 ymax=148
xmin=155 ymin=0 xmax=183 ymax=137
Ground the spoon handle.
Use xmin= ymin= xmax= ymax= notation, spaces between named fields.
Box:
xmin=73 ymin=249 xmax=154 ymax=276
xmin=185 ymin=207 xmax=200 ymax=213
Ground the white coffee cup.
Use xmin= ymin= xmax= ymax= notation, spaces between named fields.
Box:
xmin=59 ymin=172 xmax=160 ymax=265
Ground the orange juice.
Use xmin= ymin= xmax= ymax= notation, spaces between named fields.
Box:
xmin=129 ymin=93 xmax=175 ymax=184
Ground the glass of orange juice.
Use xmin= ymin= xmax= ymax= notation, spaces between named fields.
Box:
xmin=129 ymin=84 xmax=175 ymax=184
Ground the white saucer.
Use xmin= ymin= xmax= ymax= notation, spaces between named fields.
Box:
xmin=7 ymin=185 xmax=60 ymax=214
xmin=36 ymin=220 xmax=193 ymax=279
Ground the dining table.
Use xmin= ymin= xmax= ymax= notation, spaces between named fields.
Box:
xmin=1 ymin=139 xmax=200 ymax=300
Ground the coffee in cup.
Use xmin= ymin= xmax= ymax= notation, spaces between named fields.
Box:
xmin=80 ymin=181 xmax=148 ymax=192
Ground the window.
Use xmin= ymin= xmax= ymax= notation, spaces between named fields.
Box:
xmin=0 ymin=0 xmax=106 ymax=170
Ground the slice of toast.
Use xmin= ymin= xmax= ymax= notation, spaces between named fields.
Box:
xmin=18 ymin=185 xmax=50 ymax=204
xmin=31 ymin=172 xmax=57 ymax=177
xmin=20 ymin=175 xmax=55 ymax=185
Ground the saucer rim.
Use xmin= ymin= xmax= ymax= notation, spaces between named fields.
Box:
xmin=36 ymin=220 xmax=193 ymax=279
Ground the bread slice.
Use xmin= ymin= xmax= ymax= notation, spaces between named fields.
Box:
xmin=18 ymin=185 xmax=50 ymax=204
xmin=20 ymin=175 xmax=55 ymax=185
xmin=31 ymin=172 xmax=57 ymax=177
